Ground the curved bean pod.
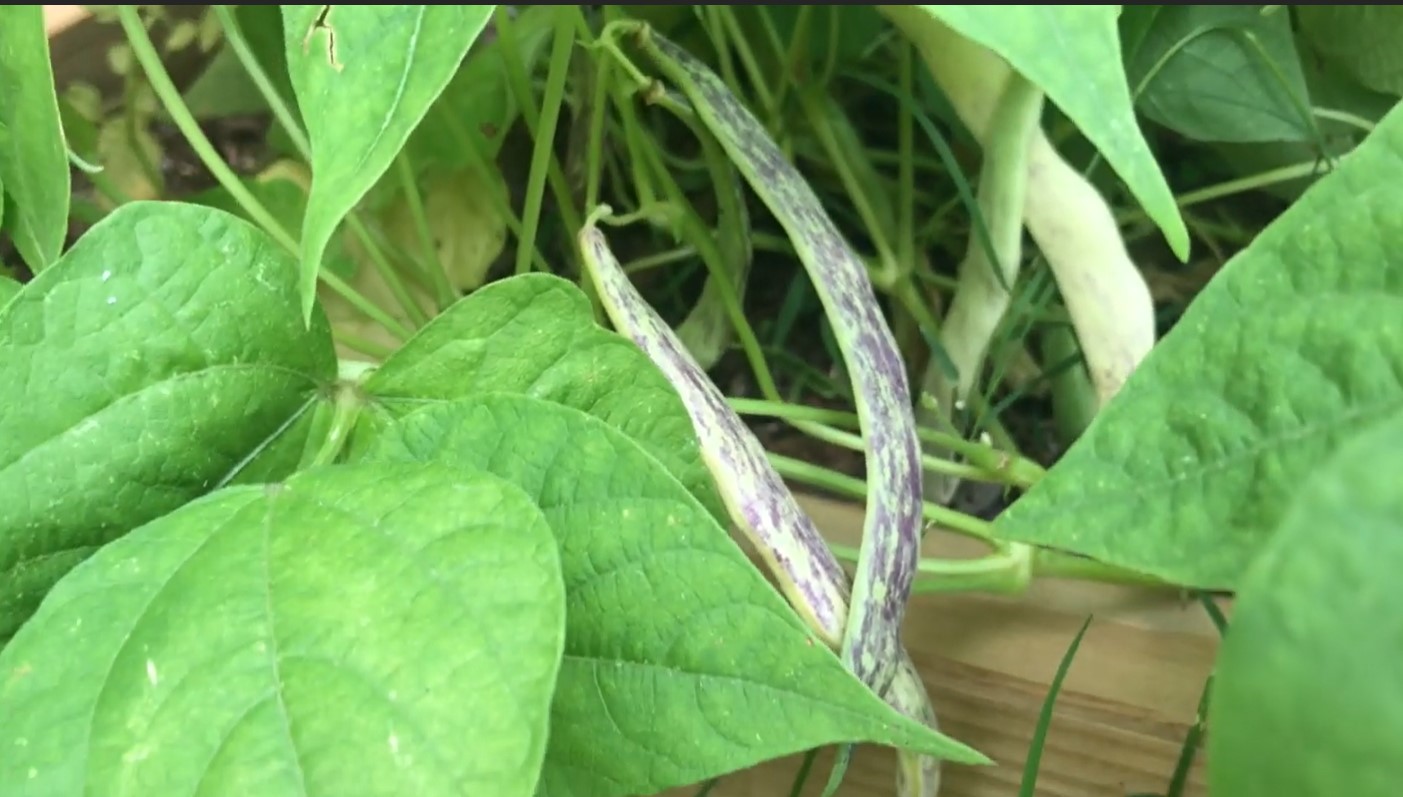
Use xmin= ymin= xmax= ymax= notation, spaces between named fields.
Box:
xmin=581 ymin=221 xmax=851 ymax=645
xmin=630 ymin=24 xmax=923 ymax=700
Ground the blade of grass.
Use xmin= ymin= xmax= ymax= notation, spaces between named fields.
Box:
xmin=1020 ymin=615 xmax=1094 ymax=797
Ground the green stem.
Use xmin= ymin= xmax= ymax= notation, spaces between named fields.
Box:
xmin=732 ymin=397 xmax=1046 ymax=488
xmin=515 ymin=7 xmax=577 ymax=275
xmin=583 ymin=41 xmax=614 ymax=211
xmin=122 ymin=5 xmax=291 ymax=246
xmin=622 ymin=245 xmax=697 ymax=274
xmin=213 ymin=5 xmax=310 ymax=156
xmin=714 ymin=6 xmax=777 ymax=120
xmin=394 ymin=152 xmax=456 ymax=308
xmin=1118 ymin=159 xmax=1333 ymax=225
xmin=1313 ymin=106 xmax=1375 ymax=133
xmin=628 ymin=123 xmax=778 ymax=389
xmin=762 ymin=5 xmax=803 ymax=110
xmin=429 ymin=104 xmax=551 ymax=274
xmin=812 ymin=7 xmax=838 ymax=85
xmin=793 ymin=414 xmax=1023 ymax=485
xmin=766 ymin=451 xmax=997 ymax=543
xmin=332 ymin=329 xmax=395 ymax=360
xmin=698 ymin=7 xmax=739 ymax=99
xmin=607 ymin=85 xmax=659 ymax=208
xmin=829 ymin=540 xmax=1174 ymax=594
xmin=798 ymin=90 xmax=899 ymax=283
xmin=918 ymin=393 xmax=1045 ymax=484
xmin=305 ymin=379 xmax=365 ymax=468
xmin=896 ymin=42 xmax=916 ymax=274
xmin=344 ymin=216 xmax=431 ymax=328
xmin=494 ymin=7 xmax=585 ymax=261
xmin=121 ymin=4 xmax=411 ymax=342
xmin=1030 ymin=548 xmax=1171 ymax=588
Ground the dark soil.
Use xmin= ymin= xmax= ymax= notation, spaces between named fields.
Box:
xmin=151 ymin=114 xmax=277 ymax=196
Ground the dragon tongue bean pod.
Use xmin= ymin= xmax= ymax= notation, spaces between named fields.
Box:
xmin=629 ymin=25 xmax=923 ymax=697
xmin=579 ymin=221 xmax=851 ymax=646
xmin=582 ymin=217 xmax=946 ymax=797
xmin=890 ymin=652 xmax=944 ymax=797
xmin=580 ymin=218 xmax=942 ymax=797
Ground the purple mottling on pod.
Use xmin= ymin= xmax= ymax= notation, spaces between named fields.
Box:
xmin=580 ymin=226 xmax=853 ymax=646
xmin=635 ymin=29 xmax=923 ymax=697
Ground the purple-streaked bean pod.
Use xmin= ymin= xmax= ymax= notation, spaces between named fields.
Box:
xmin=629 ymin=24 xmax=923 ymax=699
xmin=889 ymin=652 xmax=943 ymax=797
xmin=582 ymin=216 xmax=947 ymax=796
xmin=579 ymin=219 xmax=851 ymax=646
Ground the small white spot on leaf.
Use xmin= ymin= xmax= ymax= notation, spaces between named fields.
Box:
xmin=145 ymin=659 xmax=158 ymax=687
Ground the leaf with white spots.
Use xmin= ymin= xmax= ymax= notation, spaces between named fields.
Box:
xmin=0 ymin=201 xmax=336 ymax=642
xmin=992 ymin=104 xmax=1403 ymax=589
xmin=0 ymin=463 xmax=566 ymax=797
xmin=355 ymin=394 xmax=987 ymax=797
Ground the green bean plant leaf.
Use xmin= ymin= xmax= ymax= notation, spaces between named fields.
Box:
xmin=354 ymin=273 xmax=726 ymax=524
xmin=992 ymin=104 xmax=1403 ymax=590
xmin=1208 ymin=411 xmax=1403 ymax=797
xmin=0 ymin=463 xmax=566 ymax=797
xmin=0 ymin=201 xmax=336 ymax=642
xmin=0 ymin=274 xmax=18 ymax=306
xmin=1121 ymin=5 xmax=1314 ymax=143
xmin=890 ymin=4 xmax=1190 ymax=260
xmin=353 ymin=395 xmax=987 ymax=797
xmin=0 ymin=5 xmax=71 ymax=271
xmin=1298 ymin=6 xmax=1403 ymax=98
xmin=281 ymin=4 xmax=495 ymax=321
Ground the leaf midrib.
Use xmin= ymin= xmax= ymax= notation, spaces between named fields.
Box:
xmin=0 ymin=362 xmax=320 ymax=477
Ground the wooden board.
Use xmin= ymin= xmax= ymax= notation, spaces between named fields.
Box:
xmin=656 ymin=494 xmax=1225 ymax=797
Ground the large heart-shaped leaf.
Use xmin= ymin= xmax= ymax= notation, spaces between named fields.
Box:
xmin=1209 ymin=411 xmax=1403 ymax=797
xmin=0 ymin=463 xmax=565 ymax=797
xmin=993 ymin=105 xmax=1403 ymax=589
xmin=354 ymin=395 xmax=987 ymax=797
xmin=281 ymin=4 xmax=495 ymax=319
xmin=0 ymin=201 xmax=336 ymax=640
xmin=0 ymin=6 xmax=70 ymax=270
xmin=358 ymin=273 xmax=725 ymax=523
xmin=0 ymin=275 xmax=18 ymax=305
